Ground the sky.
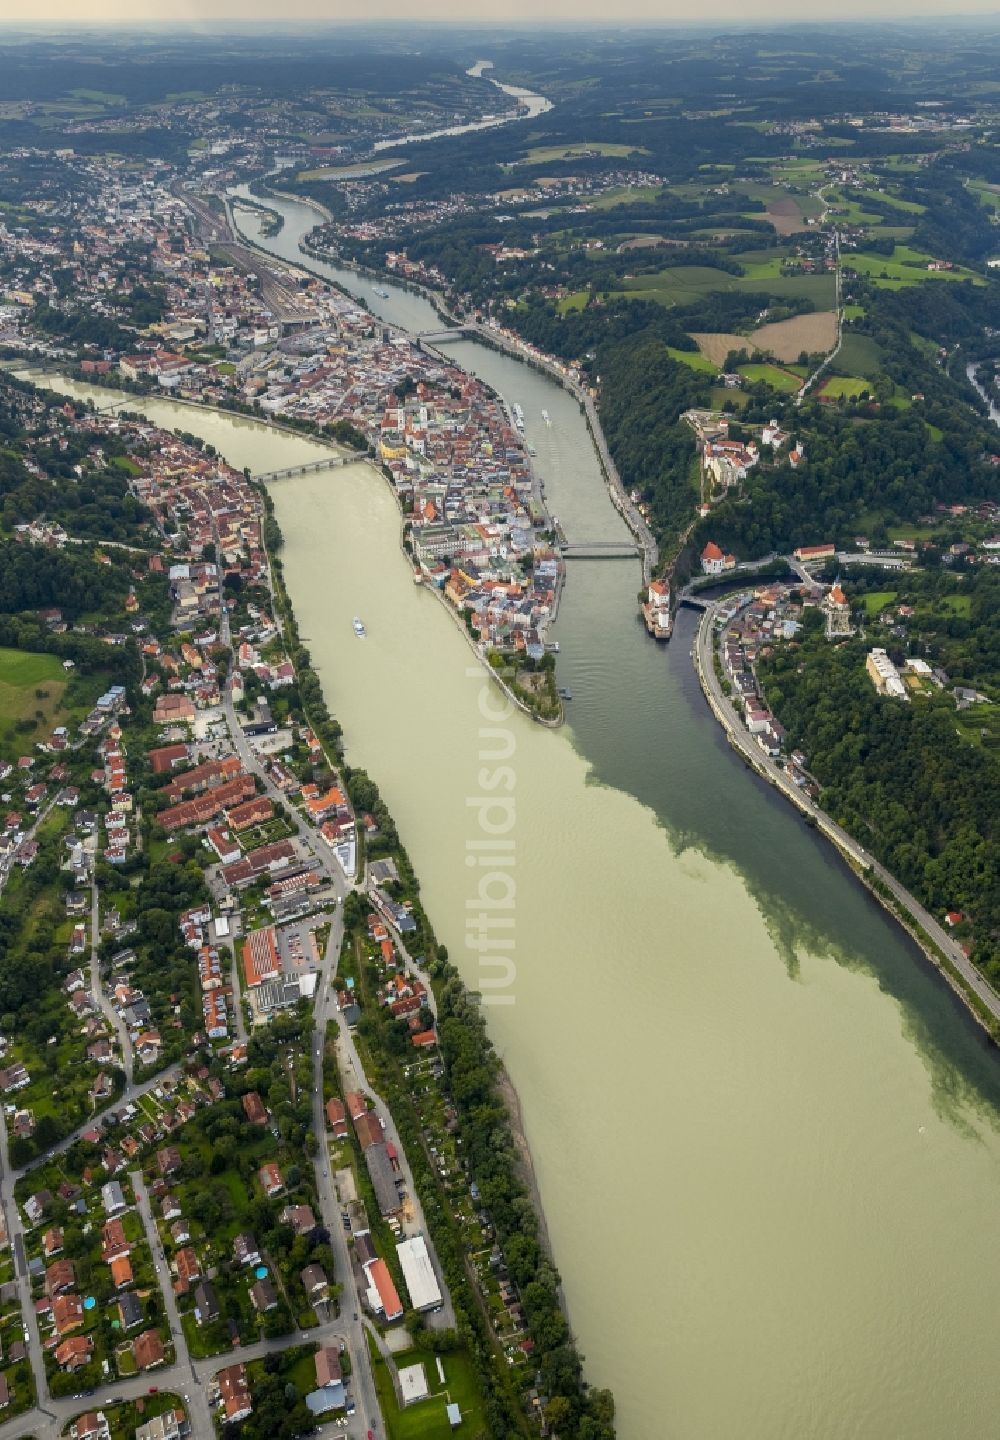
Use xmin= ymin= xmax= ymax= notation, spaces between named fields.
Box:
xmin=3 ymin=1 xmax=998 ymax=21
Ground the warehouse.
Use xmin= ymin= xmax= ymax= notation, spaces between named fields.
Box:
xmin=397 ymin=1234 xmax=442 ymax=1312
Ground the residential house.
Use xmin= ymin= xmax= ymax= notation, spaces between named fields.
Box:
xmin=133 ymin=1328 xmax=166 ymax=1370
xmin=217 ymin=1363 xmax=252 ymax=1423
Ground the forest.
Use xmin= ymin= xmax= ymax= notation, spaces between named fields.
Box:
xmin=760 ymin=627 xmax=1000 ymax=984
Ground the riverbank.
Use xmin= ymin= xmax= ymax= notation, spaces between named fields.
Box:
xmin=249 ymin=188 xmax=656 ymax=586
xmin=693 ymin=596 xmax=1000 ymax=1041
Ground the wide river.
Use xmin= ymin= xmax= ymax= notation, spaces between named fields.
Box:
xmin=22 ymin=185 xmax=1000 ymax=1440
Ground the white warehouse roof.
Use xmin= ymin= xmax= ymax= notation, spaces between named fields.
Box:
xmin=397 ymin=1234 xmax=442 ymax=1311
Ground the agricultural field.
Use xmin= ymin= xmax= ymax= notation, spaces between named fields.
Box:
xmin=738 ymin=362 xmax=802 ymax=393
xmin=666 ymin=345 xmax=718 ymax=373
xmin=618 ymin=264 xmax=741 ymax=306
xmin=751 ymin=311 xmax=838 ymax=361
xmin=833 ymin=332 xmax=884 ymax=378
xmin=691 ymin=332 xmax=757 ymax=366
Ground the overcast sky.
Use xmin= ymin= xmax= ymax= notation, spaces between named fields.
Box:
xmin=2 ymin=1 xmax=994 ymax=22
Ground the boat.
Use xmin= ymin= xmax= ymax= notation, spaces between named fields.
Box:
xmin=512 ymin=402 xmax=525 ymax=431
xmin=527 ymin=443 xmax=537 ymax=457
xmin=541 ymin=408 xmax=551 ymax=425
xmin=558 ymin=687 xmax=573 ymax=701
xmin=372 ymin=286 xmax=389 ymax=299
xmin=353 ymin=616 xmax=367 ymax=638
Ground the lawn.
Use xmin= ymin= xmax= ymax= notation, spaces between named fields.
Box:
xmin=739 ymin=362 xmax=801 ymax=393
xmin=938 ymin=594 xmax=972 ymax=616
xmin=709 ymin=385 xmax=747 ymax=410
xmin=556 ymin=290 xmax=589 ymax=313
xmin=368 ymin=1338 xmax=487 ymax=1440
xmin=0 ymin=646 xmax=67 ymax=756
xmin=862 ymin=590 xmax=897 ymax=616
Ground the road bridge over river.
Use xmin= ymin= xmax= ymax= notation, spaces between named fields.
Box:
xmin=562 ymin=540 xmax=643 ymax=560
xmin=257 ymin=454 xmax=362 ymax=481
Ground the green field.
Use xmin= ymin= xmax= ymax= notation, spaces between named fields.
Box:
xmin=297 ymin=159 xmax=402 ymax=179
xmin=859 ymin=190 xmax=926 ymax=215
xmin=369 ymin=1341 xmax=487 ymax=1440
xmin=556 ymin=289 xmax=590 ymax=313
xmin=618 ymin=261 xmax=835 ymax=309
xmin=938 ymin=593 xmax=973 ymax=616
xmin=833 ymin=332 xmax=884 ymax=378
xmin=739 ymin=362 xmax=801 ymax=393
xmin=862 ymin=591 xmax=898 ymax=616
xmin=0 ymin=647 xmax=67 ymax=754
xmin=522 ymin=141 xmax=647 ymax=164
xmin=818 ymin=375 xmax=872 ymax=399
xmin=587 ymin=184 xmax=661 ymax=209
xmin=843 ymin=246 xmax=985 ymax=288
xmin=667 ymin=345 xmax=718 ymax=373
xmin=968 ymin=180 xmax=1000 ymax=213
xmin=618 ymin=265 xmax=741 ymax=305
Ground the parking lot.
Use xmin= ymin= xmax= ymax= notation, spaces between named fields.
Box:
xmin=276 ymin=917 xmax=325 ymax=975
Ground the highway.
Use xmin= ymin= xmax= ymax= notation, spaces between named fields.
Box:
xmin=695 ymin=598 xmax=1000 ymax=1026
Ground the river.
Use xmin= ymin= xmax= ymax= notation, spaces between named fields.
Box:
xmin=19 ymin=187 xmax=1000 ymax=1440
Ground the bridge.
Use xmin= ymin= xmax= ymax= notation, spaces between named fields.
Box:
xmin=417 ymin=327 xmax=474 ymax=343
xmin=561 ymin=540 xmax=643 ymax=561
xmin=678 ymin=593 xmax=711 ymax=611
xmin=256 ymin=456 xmax=350 ymax=482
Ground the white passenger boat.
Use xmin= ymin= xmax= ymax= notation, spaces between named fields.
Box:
xmin=353 ymin=616 xmax=366 ymax=638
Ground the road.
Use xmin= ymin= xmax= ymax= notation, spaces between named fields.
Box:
xmin=216 ymin=635 xmax=388 ymax=1435
xmin=0 ymin=1109 xmax=50 ymax=1419
xmin=14 ymin=1063 xmax=184 ymax=1182
xmin=0 ymin=1306 xmax=363 ymax=1440
xmin=796 ymin=221 xmax=842 ymax=406
xmin=695 ymin=598 xmax=1000 ymax=1025
xmin=331 ymin=1012 xmax=456 ymax=1332
xmin=129 ymin=1171 xmax=215 ymax=1438
xmin=90 ymin=884 xmax=134 ymax=1085
xmin=0 ymin=797 xmax=58 ymax=902
xmin=307 ymin=923 xmax=385 ymax=1438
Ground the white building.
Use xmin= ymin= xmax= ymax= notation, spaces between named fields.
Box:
xmin=397 ymin=1234 xmax=443 ymax=1312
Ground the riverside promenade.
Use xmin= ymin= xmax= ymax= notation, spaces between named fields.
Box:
xmin=694 ymin=595 xmax=1000 ymax=1033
